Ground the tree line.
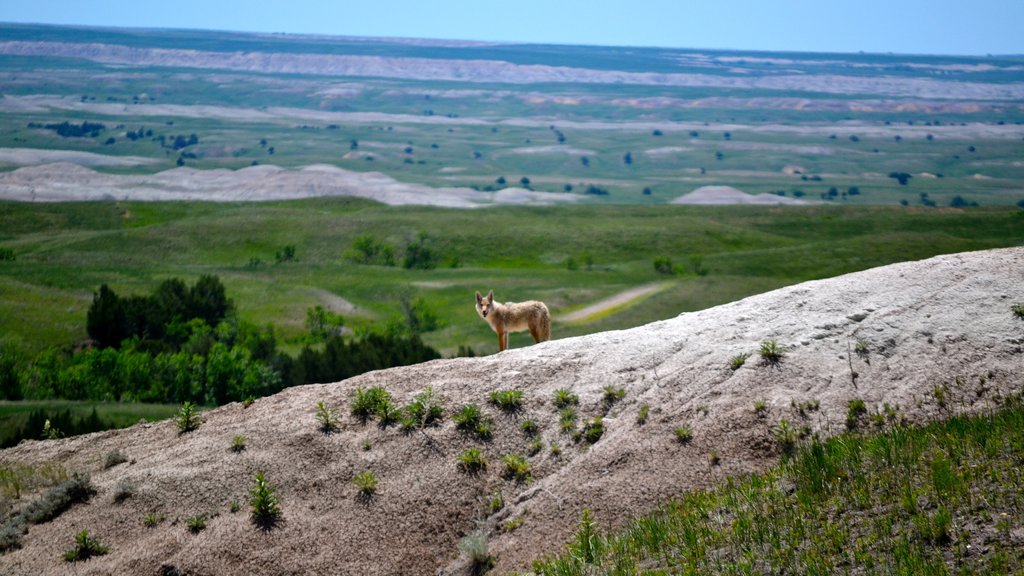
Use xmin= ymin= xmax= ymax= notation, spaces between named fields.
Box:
xmin=0 ymin=276 xmax=440 ymax=406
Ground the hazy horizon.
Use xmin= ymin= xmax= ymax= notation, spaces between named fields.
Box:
xmin=2 ymin=1 xmax=1024 ymax=57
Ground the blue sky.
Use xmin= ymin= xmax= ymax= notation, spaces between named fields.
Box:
xmin=2 ymin=0 xmax=1022 ymax=56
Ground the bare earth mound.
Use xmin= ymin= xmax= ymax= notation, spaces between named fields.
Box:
xmin=0 ymin=163 xmax=580 ymax=207
xmin=671 ymin=185 xmax=807 ymax=205
xmin=2 ymin=248 xmax=1022 ymax=575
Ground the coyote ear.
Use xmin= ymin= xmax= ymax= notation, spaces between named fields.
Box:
xmin=486 ymin=290 xmax=494 ymax=303
xmin=475 ymin=291 xmax=483 ymax=303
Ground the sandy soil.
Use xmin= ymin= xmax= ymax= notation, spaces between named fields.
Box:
xmin=4 ymin=41 xmax=1024 ymax=100
xmin=1 ymin=248 xmax=1021 ymax=575
xmin=0 ymin=163 xmax=581 ymax=207
xmin=0 ymin=148 xmax=159 ymax=167
xmin=559 ymin=283 xmax=669 ymax=322
xmin=671 ymin=185 xmax=808 ymax=205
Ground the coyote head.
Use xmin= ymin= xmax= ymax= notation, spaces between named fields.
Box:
xmin=475 ymin=290 xmax=495 ymax=318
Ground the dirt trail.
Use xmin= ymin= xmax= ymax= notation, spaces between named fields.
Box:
xmin=559 ymin=282 xmax=669 ymax=322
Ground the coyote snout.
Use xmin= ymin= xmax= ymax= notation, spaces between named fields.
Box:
xmin=475 ymin=290 xmax=550 ymax=352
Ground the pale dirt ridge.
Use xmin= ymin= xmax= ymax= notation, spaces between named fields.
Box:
xmin=1 ymin=248 xmax=1022 ymax=575
xmin=0 ymin=162 xmax=580 ymax=207
xmin=672 ymin=185 xmax=808 ymax=205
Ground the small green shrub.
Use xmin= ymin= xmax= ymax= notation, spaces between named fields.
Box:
xmin=708 ymin=450 xmax=721 ymax=466
xmin=729 ymin=353 xmax=750 ymax=370
xmin=636 ymin=403 xmax=650 ymax=425
xmin=104 ymin=449 xmax=128 ymax=469
xmin=351 ymin=386 xmax=392 ymax=422
xmin=581 ymin=417 xmax=604 ymax=444
xmin=487 ymin=491 xmax=504 ymax=514
xmin=527 ymin=439 xmax=543 ymax=456
xmin=63 ymin=530 xmax=108 ymax=562
xmin=112 ymin=480 xmax=135 ymax=503
xmin=315 ymin=400 xmax=337 ymax=433
xmin=854 ymin=339 xmax=870 ymax=357
xmin=230 ymin=435 xmax=247 ymax=452
xmin=520 ymin=418 xmax=540 ymax=437
xmin=458 ymin=530 xmax=494 ymax=575
xmin=753 ymin=401 xmax=767 ymax=417
xmin=674 ymin=426 xmax=693 ymax=444
xmin=229 ymin=500 xmax=240 ymax=513
xmin=503 ymin=515 xmax=524 ymax=532
xmin=601 ymin=385 xmax=626 ymax=410
xmin=774 ymin=418 xmax=798 ymax=455
xmin=758 ymin=340 xmax=786 ymax=366
xmin=242 ymin=396 xmax=255 ymax=408
xmin=1011 ymin=303 xmax=1024 ymax=319
xmin=550 ymin=442 xmax=563 ymax=456
xmin=353 ymin=471 xmax=378 ymax=498
xmin=846 ymin=398 xmax=868 ymax=430
xmin=250 ymin=472 xmax=282 ymax=528
xmin=176 ymin=401 xmax=200 ymax=434
xmin=559 ymin=406 xmax=578 ymax=434
xmin=21 ymin=473 xmax=94 ymax=524
xmin=186 ymin=514 xmax=207 ymax=534
xmin=490 ymin=389 xmax=524 ymax=412
xmin=454 ymin=403 xmax=492 ymax=439
xmin=143 ymin=512 xmax=165 ymax=527
xmin=403 ymin=387 xmax=444 ymax=429
xmin=458 ymin=448 xmax=487 ymax=474
xmin=553 ymin=388 xmax=579 ymax=409
xmin=501 ymin=453 xmax=532 ymax=483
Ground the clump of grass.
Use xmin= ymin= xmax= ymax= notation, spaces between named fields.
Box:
xmin=854 ymin=338 xmax=870 ymax=358
xmin=351 ymin=386 xmax=392 ymax=423
xmin=674 ymin=425 xmax=693 ymax=444
xmin=315 ymin=400 xmax=337 ymax=433
xmin=580 ymin=417 xmax=604 ymax=444
xmin=490 ymin=389 xmax=524 ymax=413
xmin=729 ymin=353 xmax=750 ymax=370
xmin=601 ymin=385 xmax=626 ymax=411
xmin=503 ymin=515 xmax=525 ymax=532
xmin=458 ymin=530 xmax=494 ymax=575
xmin=143 ymin=512 xmax=165 ymax=527
xmin=229 ymin=500 xmax=240 ymax=513
xmin=186 ymin=514 xmax=207 ymax=534
xmin=400 ymin=387 xmax=444 ymax=432
xmin=242 ymin=396 xmax=255 ymax=408
xmin=758 ymin=340 xmax=786 ymax=366
xmin=553 ymin=388 xmax=579 ymax=409
xmin=636 ymin=403 xmax=650 ymax=425
xmin=230 ymin=435 xmax=247 ymax=452
xmin=792 ymin=399 xmax=821 ymax=417
xmin=559 ymin=406 xmax=578 ymax=434
xmin=453 ymin=403 xmax=493 ymax=440
xmin=249 ymin=472 xmax=282 ymax=529
xmin=63 ymin=530 xmax=108 ymax=562
xmin=1011 ymin=303 xmax=1024 ymax=319
xmin=550 ymin=442 xmax=562 ymax=457
xmin=520 ymin=418 xmax=540 ymax=437
xmin=753 ymin=400 xmax=768 ymax=417
xmin=175 ymin=401 xmax=200 ymax=434
xmin=774 ymin=418 xmax=798 ymax=455
xmin=708 ymin=450 xmax=721 ymax=466
xmin=846 ymin=398 xmax=868 ymax=430
xmin=487 ymin=491 xmax=504 ymax=514
xmin=457 ymin=448 xmax=487 ymax=474
xmin=353 ymin=471 xmax=378 ymax=498
xmin=501 ymin=453 xmax=532 ymax=484
xmin=104 ymin=449 xmax=128 ymax=469
xmin=527 ymin=439 xmax=544 ymax=456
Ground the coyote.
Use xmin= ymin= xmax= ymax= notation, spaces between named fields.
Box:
xmin=475 ymin=290 xmax=550 ymax=352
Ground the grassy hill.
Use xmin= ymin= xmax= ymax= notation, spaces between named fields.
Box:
xmin=2 ymin=200 xmax=1022 ymax=357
